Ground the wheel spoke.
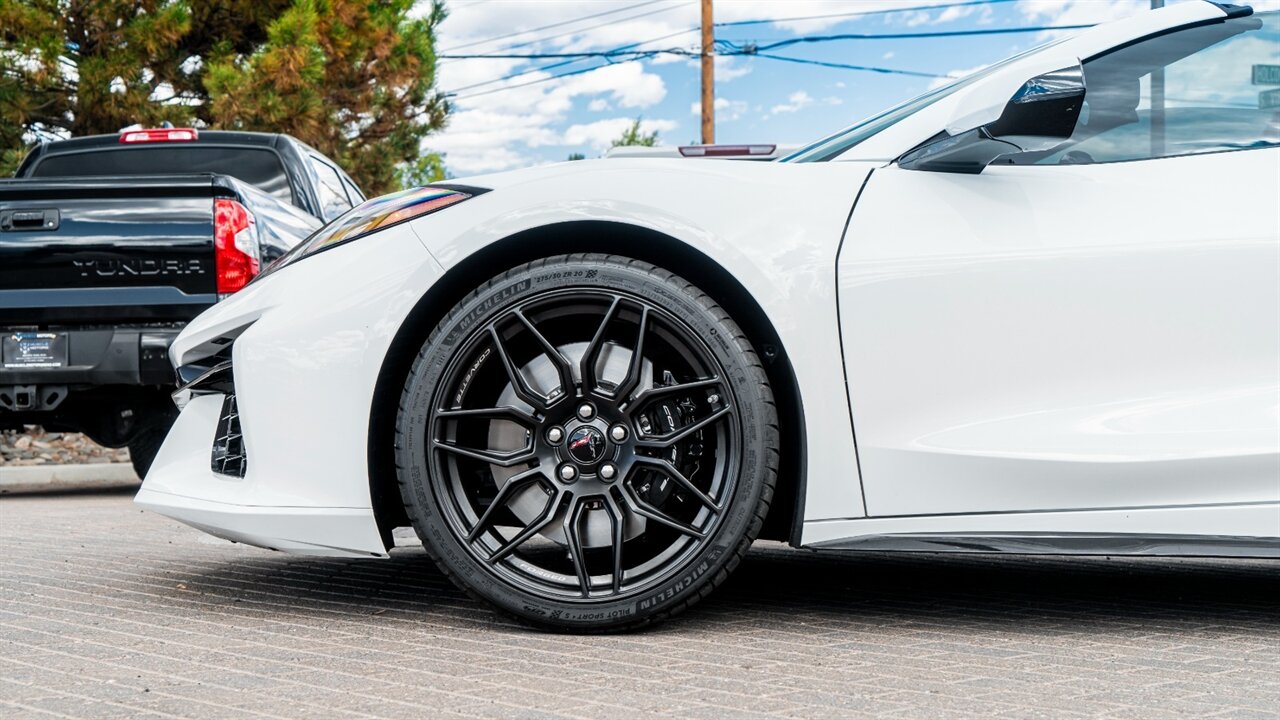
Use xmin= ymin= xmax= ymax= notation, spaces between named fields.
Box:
xmin=488 ymin=325 xmax=549 ymax=411
xmin=626 ymin=377 xmax=722 ymax=409
xmin=579 ymin=297 xmax=621 ymax=395
xmin=610 ymin=306 xmax=648 ymax=403
xmin=562 ymin=497 xmax=591 ymax=597
xmin=634 ymin=405 xmax=733 ymax=449
xmin=436 ymin=405 xmax=538 ymax=427
xmin=489 ymin=491 xmax=563 ymax=563
xmin=467 ymin=468 xmax=547 ymax=542
xmin=620 ymin=483 xmax=706 ymax=539
xmin=513 ymin=309 xmax=575 ymax=402
xmin=603 ymin=492 xmax=626 ymax=594
xmin=434 ymin=439 xmax=535 ymax=467
xmin=631 ymin=456 xmax=720 ymax=513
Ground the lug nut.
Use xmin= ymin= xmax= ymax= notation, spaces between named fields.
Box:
xmin=546 ymin=426 xmax=564 ymax=444
xmin=558 ymin=464 xmax=578 ymax=482
xmin=577 ymin=403 xmax=595 ymax=420
xmin=599 ymin=463 xmax=617 ymax=481
xmin=609 ymin=424 xmax=628 ymax=442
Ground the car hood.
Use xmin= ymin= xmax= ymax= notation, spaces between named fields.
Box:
xmin=447 ymin=157 xmax=873 ymax=193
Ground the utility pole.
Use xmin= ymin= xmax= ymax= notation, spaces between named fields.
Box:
xmin=701 ymin=0 xmax=715 ymax=144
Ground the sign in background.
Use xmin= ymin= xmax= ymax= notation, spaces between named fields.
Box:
xmin=1254 ymin=64 xmax=1280 ymax=109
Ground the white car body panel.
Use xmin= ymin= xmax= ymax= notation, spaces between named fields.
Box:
xmin=136 ymin=1 xmax=1279 ymax=558
xmin=410 ymin=160 xmax=872 ymax=525
xmin=839 ymin=149 xmax=1280 ymax=518
xmin=138 ymin=223 xmax=444 ymax=557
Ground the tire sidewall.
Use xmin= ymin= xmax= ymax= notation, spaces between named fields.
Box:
xmin=397 ymin=256 xmax=772 ymax=630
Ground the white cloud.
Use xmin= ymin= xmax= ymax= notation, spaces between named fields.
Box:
xmin=715 ymin=55 xmax=752 ymax=82
xmin=899 ymin=10 xmax=932 ymax=28
xmin=928 ymin=64 xmax=991 ymax=90
xmin=689 ymin=97 xmax=749 ymax=122
xmin=429 ymin=61 xmax=667 ymax=174
xmin=558 ymin=62 xmax=666 ymax=109
xmin=715 ymin=0 xmax=997 ymax=34
xmin=1017 ymin=0 xmax=1147 ymax=28
xmin=561 ymin=117 xmax=679 ymax=151
xmin=881 ymin=51 xmax=895 ymax=61
xmin=440 ymin=146 xmax=535 ymax=174
xmin=770 ymin=91 xmax=814 ymax=115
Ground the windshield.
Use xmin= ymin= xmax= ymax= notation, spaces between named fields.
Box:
xmin=784 ymin=37 xmax=1070 ymax=162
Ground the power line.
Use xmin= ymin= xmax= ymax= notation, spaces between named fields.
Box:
xmin=491 ymin=3 xmax=688 ymax=54
xmin=446 ymin=21 xmax=1097 ymax=103
xmin=441 ymin=0 xmax=1075 ymax=100
xmin=451 ymin=53 xmax=664 ymax=101
xmin=443 ymin=24 xmax=1095 ymax=60
xmin=715 ymin=0 xmax=1019 ymax=29
xmin=441 ymin=0 xmax=670 ymax=53
xmin=444 ymin=0 xmax=1013 ymax=89
xmin=442 ymin=49 xmax=694 ymax=60
xmin=751 ymin=53 xmax=949 ymax=79
xmin=442 ymin=27 xmax=697 ymax=95
xmin=738 ymin=24 xmax=1095 ymax=53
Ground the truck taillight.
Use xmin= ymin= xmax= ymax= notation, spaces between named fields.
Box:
xmin=214 ymin=199 xmax=260 ymax=295
xmin=119 ymin=127 xmax=199 ymax=143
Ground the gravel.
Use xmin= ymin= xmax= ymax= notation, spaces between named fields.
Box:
xmin=0 ymin=426 xmax=130 ymax=467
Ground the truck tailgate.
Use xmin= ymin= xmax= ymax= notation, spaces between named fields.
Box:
xmin=0 ymin=175 xmax=229 ymax=324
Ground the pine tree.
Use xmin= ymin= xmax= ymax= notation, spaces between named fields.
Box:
xmin=611 ymin=117 xmax=659 ymax=148
xmin=0 ymin=0 xmax=198 ymax=171
xmin=204 ymin=0 xmax=449 ymax=196
xmin=0 ymin=0 xmax=448 ymax=194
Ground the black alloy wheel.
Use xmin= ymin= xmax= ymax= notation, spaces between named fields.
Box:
xmin=396 ymin=254 xmax=778 ymax=631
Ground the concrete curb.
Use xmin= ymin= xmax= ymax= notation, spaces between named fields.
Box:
xmin=0 ymin=463 xmax=139 ymax=494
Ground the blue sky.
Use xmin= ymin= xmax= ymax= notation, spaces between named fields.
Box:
xmin=428 ymin=0 xmax=1277 ymax=176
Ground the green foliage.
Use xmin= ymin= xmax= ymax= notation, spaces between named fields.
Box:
xmin=206 ymin=0 xmax=449 ymax=196
xmin=0 ymin=0 xmax=197 ymax=174
xmin=611 ymin=117 xmax=658 ymax=148
xmin=399 ymin=151 xmax=448 ymax=188
xmin=567 ymin=152 xmax=586 ymax=161
xmin=0 ymin=0 xmax=448 ymax=193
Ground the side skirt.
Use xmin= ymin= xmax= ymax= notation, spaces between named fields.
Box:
xmin=801 ymin=502 xmax=1280 ymax=558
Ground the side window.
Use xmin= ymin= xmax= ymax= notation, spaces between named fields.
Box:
xmin=310 ymin=155 xmax=353 ymax=220
xmin=1008 ymin=12 xmax=1279 ymax=165
xmin=341 ymin=177 xmax=365 ymax=205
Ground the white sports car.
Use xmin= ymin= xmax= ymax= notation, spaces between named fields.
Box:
xmin=138 ymin=1 xmax=1279 ymax=631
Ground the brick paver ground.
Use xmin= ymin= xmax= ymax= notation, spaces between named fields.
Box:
xmin=1 ymin=490 xmax=1277 ymax=719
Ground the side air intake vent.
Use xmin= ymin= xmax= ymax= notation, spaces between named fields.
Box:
xmin=211 ymin=394 xmax=247 ymax=477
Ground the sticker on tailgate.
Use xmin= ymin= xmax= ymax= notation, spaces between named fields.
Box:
xmin=2 ymin=332 xmax=68 ymax=368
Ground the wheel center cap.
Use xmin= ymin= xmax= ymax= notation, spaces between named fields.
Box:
xmin=566 ymin=426 xmax=606 ymax=464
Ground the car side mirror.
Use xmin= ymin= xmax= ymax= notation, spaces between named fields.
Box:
xmin=899 ymin=64 xmax=1086 ymax=174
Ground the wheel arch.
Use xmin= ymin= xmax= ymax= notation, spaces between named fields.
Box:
xmin=367 ymin=220 xmax=806 ymax=550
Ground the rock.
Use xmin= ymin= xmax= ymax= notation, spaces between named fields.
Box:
xmin=1 ymin=427 xmax=131 ymax=466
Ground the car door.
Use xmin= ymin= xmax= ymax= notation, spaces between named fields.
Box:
xmin=838 ymin=11 xmax=1280 ymax=517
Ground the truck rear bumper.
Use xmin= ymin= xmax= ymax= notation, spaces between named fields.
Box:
xmin=0 ymin=327 xmax=177 ymax=409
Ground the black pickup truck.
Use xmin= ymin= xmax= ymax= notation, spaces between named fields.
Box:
xmin=0 ymin=128 xmax=364 ymax=476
